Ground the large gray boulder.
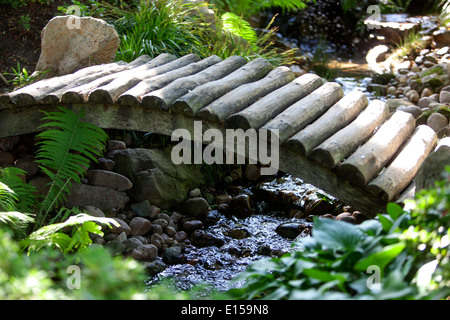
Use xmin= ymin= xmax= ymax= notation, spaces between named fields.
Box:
xmin=110 ymin=148 xmax=220 ymax=209
xmin=35 ymin=16 xmax=119 ymax=77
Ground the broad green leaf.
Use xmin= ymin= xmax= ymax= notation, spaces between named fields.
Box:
xmin=386 ymin=202 xmax=405 ymax=220
xmin=354 ymin=242 xmax=406 ymax=272
xmin=312 ymin=217 xmax=364 ymax=252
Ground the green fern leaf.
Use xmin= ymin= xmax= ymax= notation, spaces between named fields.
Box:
xmin=35 ymin=107 xmax=108 ymax=225
xmin=0 ymin=167 xmax=37 ymax=213
xmin=0 ymin=211 xmax=35 ymax=230
xmin=21 ymin=213 xmax=119 ymax=253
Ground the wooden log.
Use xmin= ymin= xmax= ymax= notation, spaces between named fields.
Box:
xmin=337 ymin=110 xmax=416 ymax=188
xmin=225 ymin=74 xmax=323 ymax=130
xmin=140 ymin=55 xmax=246 ymax=109
xmin=395 ymin=182 xmax=416 ymax=207
xmin=225 ymin=74 xmax=325 ymax=130
xmin=61 ymin=53 xmax=175 ymax=103
xmin=365 ymin=125 xmax=437 ymax=202
xmin=118 ymin=55 xmax=222 ymax=107
xmin=87 ymin=54 xmax=199 ymax=104
xmin=40 ymin=63 xmax=131 ymax=104
xmin=260 ymin=82 xmax=344 ymax=144
xmin=0 ymin=61 xmax=127 ymax=108
xmin=284 ymin=90 xmax=368 ymax=156
xmin=309 ymin=100 xmax=390 ymax=169
xmin=0 ymin=56 xmax=152 ymax=109
xmin=196 ymin=66 xmax=295 ymax=123
xmin=169 ymin=58 xmax=273 ymax=115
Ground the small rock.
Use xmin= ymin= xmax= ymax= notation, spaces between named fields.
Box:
xmin=439 ymin=90 xmax=450 ymax=104
xmin=123 ymin=237 xmax=143 ymax=252
xmin=421 ymin=88 xmax=433 ymax=98
xmin=228 ymin=194 xmax=252 ymax=218
xmin=163 ymin=246 xmax=185 ymax=265
xmin=182 ymin=197 xmax=210 ymax=217
xmin=104 ymin=240 xmax=126 ymax=256
xmin=183 ymin=219 xmax=204 ymax=233
xmin=204 ymin=210 xmax=221 ymax=226
xmin=436 ymin=46 xmax=450 ymax=56
xmin=110 ymin=218 xmax=131 ymax=235
xmin=153 ymin=218 xmax=169 ymax=228
xmin=130 ymin=200 xmax=152 ymax=218
xmin=430 ymin=93 xmax=440 ymax=102
xmin=190 ymin=229 xmax=224 ymax=247
xmin=144 ymin=259 xmax=167 ymax=276
xmin=129 ymin=217 xmax=152 ymax=236
xmin=86 ymin=169 xmax=132 ymax=191
xmin=151 ymin=224 xmax=163 ymax=234
xmin=427 ymin=113 xmax=449 ymax=132
xmin=107 ymin=140 xmax=126 ymax=150
xmin=165 ymin=226 xmax=177 ymax=237
xmin=132 ymin=244 xmax=158 ymax=261
xmin=336 ymin=212 xmax=356 ymax=224
xmin=115 ymin=231 xmax=128 ymax=243
xmin=97 ymin=157 xmax=115 ymax=171
xmin=352 ymin=211 xmax=368 ymax=224
xmin=405 ymin=90 xmax=420 ymax=103
xmin=321 ymin=213 xmax=335 ymax=219
xmin=305 ymin=198 xmax=335 ymax=215
xmin=0 ymin=151 xmax=14 ymax=164
xmin=224 ymin=228 xmax=248 ymax=239
xmin=387 ymin=86 xmax=397 ymax=95
xmin=156 ymin=212 xmax=171 ymax=223
xmin=418 ymin=97 xmax=435 ymax=109
xmin=188 ymin=188 xmax=202 ymax=198
xmin=397 ymin=105 xmax=422 ymax=119
xmin=83 ymin=205 xmax=105 ymax=217
xmin=214 ymin=194 xmax=232 ymax=205
xmin=276 ymin=222 xmax=308 ymax=239
xmin=173 ymin=231 xmax=188 ymax=243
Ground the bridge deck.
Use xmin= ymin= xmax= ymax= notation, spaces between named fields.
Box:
xmin=0 ymin=53 xmax=438 ymax=216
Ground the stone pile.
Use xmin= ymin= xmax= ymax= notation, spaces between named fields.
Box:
xmin=368 ymin=43 xmax=450 ymax=138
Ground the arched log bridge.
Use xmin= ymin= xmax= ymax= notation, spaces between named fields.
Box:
xmin=0 ymin=53 xmax=438 ymax=216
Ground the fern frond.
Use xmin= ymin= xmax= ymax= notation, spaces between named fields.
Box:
xmin=0 ymin=211 xmax=35 ymax=230
xmin=0 ymin=181 xmax=18 ymax=212
xmin=221 ymin=12 xmax=257 ymax=46
xmin=0 ymin=167 xmax=37 ymax=213
xmin=20 ymin=213 xmax=119 ymax=253
xmin=35 ymin=107 xmax=108 ymax=226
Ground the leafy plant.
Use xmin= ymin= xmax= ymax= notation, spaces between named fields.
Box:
xmin=35 ymin=107 xmax=108 ymax=227
xmin=113 ymin=0 xmax=201 ymax=62
xmin=209 ymin=0 xmax=312 ymax=18
xmin=3 ymin=63 xmax=50 ymax=89
xmin=229 ymin=167 xmax=450 ymax=300
xmin=20 ymin=213 xmax=118 ymax=253
xmin=194 ymin=13 xmax=296 ymax=66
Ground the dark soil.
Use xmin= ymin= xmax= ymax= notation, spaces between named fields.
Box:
xmin=0 ymin=1 xmax=73 ymax=93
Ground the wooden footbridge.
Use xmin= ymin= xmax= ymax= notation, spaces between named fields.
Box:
xmin=0 ymin=53 xmax=439 ymax=216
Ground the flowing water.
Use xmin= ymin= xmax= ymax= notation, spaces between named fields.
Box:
xmin=147 ymin=175 xmax=322 ymax=293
